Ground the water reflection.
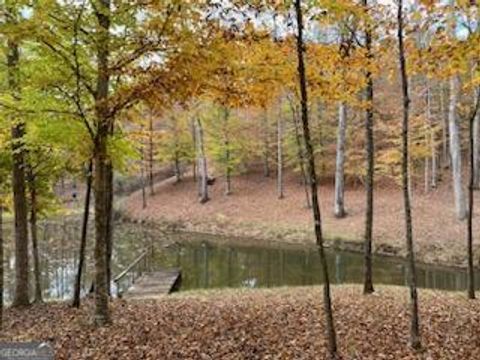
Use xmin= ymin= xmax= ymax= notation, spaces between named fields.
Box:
xmin=1 ymin=221 xmax=477 ymax=302
xmin=160 ymin=233 xmax=477 ymax=292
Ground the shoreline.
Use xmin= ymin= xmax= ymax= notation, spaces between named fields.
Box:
xmin=121 ymin=172 xmax=479 ymax=272
xmin=118 ymin=211 xmax=472 ymax=273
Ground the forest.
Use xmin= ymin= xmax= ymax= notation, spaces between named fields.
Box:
xmin=0 ymin=0 xmax=480 ymax=359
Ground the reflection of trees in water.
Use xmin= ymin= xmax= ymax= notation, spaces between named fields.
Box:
xmin=166 ymin=233 xmax=478 ymax=293
xmin=2 ymin=219 xmax=152 ymax=303
xmin=1 ymin=222 xmax=477 ymax=302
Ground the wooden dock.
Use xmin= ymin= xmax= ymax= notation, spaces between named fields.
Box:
xmin=123 ymin=268 xmax=182 ymax=300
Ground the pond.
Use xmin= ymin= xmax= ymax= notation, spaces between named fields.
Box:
xmin=1 ymin=220 xmax=477 ymax=302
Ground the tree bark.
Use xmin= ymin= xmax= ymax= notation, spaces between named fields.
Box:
xmin=72 ymin=160 xmax=92 ymax=308
xmin=27 ymin=167 xmax=42 ymax=303
xmin=93 ymin=0 xmax=111 ymax=326
xmin=467 ymin=89 xmax=480 ymax=299
xmin=295 ymin=0 xmax=337 ymax=357
xmin=291 ymin=101 xmax=311 ymax=209
xmin=174 ymin=150 xmax=181 ymax=183
xmin=224 ymin=108 xmax=232 ymax=196
xmin=196 ymin=118 xmax=209 ymax=203
xmin=7 ymin=6 xmax=30 ymax=307
xmin=105 ymin=159 xmax=113 ymax=297
xmin=0 ymin=205 xmax=3 ymax=328
xmin=141 ymin=150 xmax=147 ymax=209
xmin=440 ymin=82 xmax=450 ymax=169
xmin=191 ymin=119 xmax=197 ymax=182
xmin=149 ymin=113 xmax=155 ymax=194
xmin=426 ymin=84 xmax=437 ymax=189
xmin=263 ymin=109 xmax=270 ymax=177
xmin=334 ymin=102 xmax=347 ymax=218
xmin=277 ymin=104 xmax=284 ymax=199
xmin=363 ymin=0 xmax=375 ymax=295
xmin=448 ymin=75 xmax=467 ymax=220
xmin=398 ymin=0 xmax=421 ymax=349
xmin=474 ymin=89 xmax=480 ymax=189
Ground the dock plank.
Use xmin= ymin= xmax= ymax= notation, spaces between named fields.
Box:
xmin=123 ymin=268 xmax=182 ymax=300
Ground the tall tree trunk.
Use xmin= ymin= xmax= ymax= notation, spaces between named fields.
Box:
xmin=72 ymin=160 xmax=92 ymax=308
xmin=263 ymin=109 xmax=270 ymax=177
xmin=174 ymin=150 xmax=181 ymax=183
xmin=224 ymin=108 xmax=232 ymax=196
xmin=93 ymin=133 xmax=110 ymax=325
xmin=277 ymin=104 xmax=284 ymax=199
xmin=474 ymin=89 xmax=480 ymax=189
xmin=191 ymin=119 xmax=197 ymax=182
xmin=424 ymin=158 xmax=429 ymax=193
xmin=467 ymin=89 xmax=480 ymax=299
xmin=196 ymin=118 xmax=209 ymax=203
xmin=426 ymin=84 xmax=437 ymax=189
xmin=295 ymin=0 xmax=337 ymax=356
xmin=448 ymin=75 xmax=467 ymax=220
xmin=0 ymin=205 xmax=3 ymax=328
xmin=440 ymin=82 xmax=450 ymax=169
xmin=105 ymin=159 xmax=113 ymax=297
xmin=149 ymin=113 xmax=155 ymax=195
xmin=141 ymin=151 xmax=147 ymax=209
xmin=291 ymin=101 xmax=311 ymax=209
xmin=27 ymin=168 xmax=42 ymax=303
xmin=93 ymin=0 xmax=111 ymax=326
xmin=398 ymin=1 xmax=421 ymax=349
xmin=8 ymin=6 xmax=29 ymax=307
xmin=363 ymin=0 xmax=375 ymax=295
xmin=334 ymin=102 xmax=347 ymax=218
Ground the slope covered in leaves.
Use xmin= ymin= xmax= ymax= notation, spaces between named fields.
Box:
xmin=2 ymin=285 xmax=480 ymax=359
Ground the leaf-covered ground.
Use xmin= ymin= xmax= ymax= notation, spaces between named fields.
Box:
xmin=2 ymin=286 xmax=480 ymax=359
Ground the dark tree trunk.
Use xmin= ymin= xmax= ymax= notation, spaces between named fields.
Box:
xmin=72 ymin=160 xmax=92 ymax=308
xmin=7 ymin=7 xmax=30 ymax=307
xmin=0 ymin=205 xmax=3 ymax=328
xmin=27 ymin=168 xmax=42 ymax=303
xmin=93 ymin=0 xmax=111 ymax=326
xmin=174 ymin=151 xmax=181 ymax=183
xmin=141 ymin=151 xmax=147 ymax=209
xmin=263 ymin=109 xmax=270 ymax=178
xmin=196 ymin=118 xmax=209 ymax=203
xmin=277 ymin=106 xmax=284 ymax=199
xmin=224 ymin=108 xmax=232 ymax=196
xmin=440 ymin=83 xmax=450 ymax=169
xmin=291 ymin=101 xmax=311 ymax=209
xmin=334 ymin=102 xmax=347 ymax=218
xmin=149 ymin=114 xmax=155 ymax=195
xmin=467 ymin=89 xmax=480 ymax=299
xmin=191 ymin=119 xmax=197 ymax=182
xmin=362 ymin=0 xmax=375 ymax=295
xmin=295 ymin=0 xmax=337 ymax=357
xmin=105 ymin=159 xmax=113 ymax=297
xmin=398 ymin=0 xmax=421 ymax=349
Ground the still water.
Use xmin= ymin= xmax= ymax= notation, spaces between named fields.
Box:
xmin=1 ymin=221 xmax=476 ymax=302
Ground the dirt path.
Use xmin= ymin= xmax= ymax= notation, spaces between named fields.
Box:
xmin=124 ymin=170 xmax=480 ymax=267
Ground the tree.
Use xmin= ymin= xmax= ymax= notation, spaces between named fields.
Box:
xmin=72 ymin=160 xmax=92 ymax=308
xmin=33 ymin=0 xmax=205 ymax=324
xmin=196 ymin=117 xmax=209 ymax=203
xmin=362 ymin=0 xmax=375 ymax=295
xmin=397 ymin=0 xmax=421 ymax=349
xmin=5 ymin=1 xmax=30 ymax=307
xmin=467 ymin=89 xmax=479 ymax=299
xmin=294 ymin=0 xmax=337 ymax=356
xmin=448 ymin=75 xmax=466 ymax=220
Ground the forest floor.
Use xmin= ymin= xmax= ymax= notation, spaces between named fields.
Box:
xmin=124 ymin=168 xmax=480 ymax=268
xmin=2 ymin=285 xmax=480 ymax=359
